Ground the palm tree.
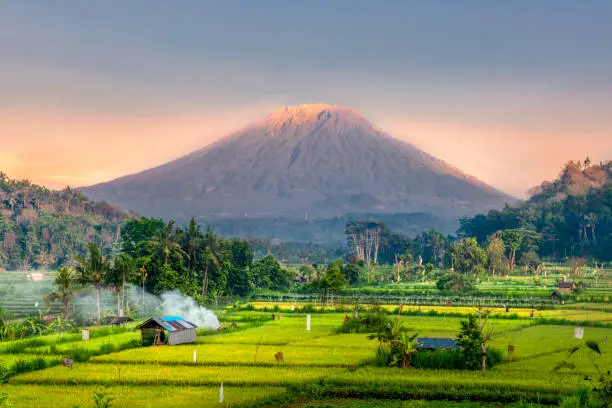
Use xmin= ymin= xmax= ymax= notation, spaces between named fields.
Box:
xmin=150 ymin=220 xmax=187 ymax=265
xmin=54 ymin=266 xmax=77 ymax=319
xmin=107 ymin=253 xmax=135 ymax=315
xmin=184 ymin=218 xmax=201 ymax=279
xmin=200 ymin=228 xmax=220 ymax=298
xmin=75 ymin=243 xmax=110 ymax=324
xmin=134 ymin=256 xmax=150 ymax=308
xmin=201 ymin=248 xmax=220 ymax=298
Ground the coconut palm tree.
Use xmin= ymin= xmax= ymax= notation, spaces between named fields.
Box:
xmin=150 ymin=220 xmax=187 ymax=265
xmin=75 ymin=243 xmax=109 ymax=324
xmin=53 ymin=266 xmax=77 ymax=319
xmin=107 ymin=253 xmax=135 ymax=315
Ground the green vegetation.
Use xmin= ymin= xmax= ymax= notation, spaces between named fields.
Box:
xmin=1 ymin=160 xmax=612 ymax=406
xmin=0 ymin=310 xmax=610 ymax=406
xmin=459 ymin=160 xmax=612 ymax=262
xmin=0 ymin=173 xmax=130 ymax=271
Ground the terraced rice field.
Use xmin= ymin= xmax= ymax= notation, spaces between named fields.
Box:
xmin=1 ymin=311 xmax=611 ymax=407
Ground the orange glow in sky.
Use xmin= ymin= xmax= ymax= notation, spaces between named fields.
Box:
xmin=2 ymin=107 xmax=611 ymax=198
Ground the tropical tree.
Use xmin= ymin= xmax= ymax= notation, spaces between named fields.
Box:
xmin=184 ymin=218 xmax=201 ymax=279
xmin=486 ymin=236 xmax=506 ymax=276
xmin=107 ymin=254 xmax=135 ymax=315
xmin=199 ymin=230 xmax=221 ymax=298
xmin=150 ymin=220 xmax=186 ymax=265
xmin=457 ymin=311 xmax=494 ymax=372
xmin=319 ymin=265 xmax=347 ymax=304
xmin=75 ymin=243 xmax=110 ymax=324
xmin=453 ymin=238 xmax=488 ymax=275
xmin=199 ymin=249 xmax=218 ymax=298
xmin=135 ymin=256 xmax=150 ymax=307
xmin=53 ymin=266 xmax=77 ymax=319
xmin=368 ymin=314 xmax=418 ymax=368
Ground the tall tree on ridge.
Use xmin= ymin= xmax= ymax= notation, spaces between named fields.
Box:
xmin=75 ymin=243 xmax=110 ymax=324
xmin=107 ymin=253 xmax=136 ymax=315
xmin=150 ymin=220 xmax=186 ymax=265
xmin=53 ymin=266 xmax=77 ymax=320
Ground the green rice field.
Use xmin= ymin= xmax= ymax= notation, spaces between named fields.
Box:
xmin=2 ymin=302 xmax=612 ymax=407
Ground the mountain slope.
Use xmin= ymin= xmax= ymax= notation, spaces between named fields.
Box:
xmin=83 ymin=104 xmax=513 ymax=223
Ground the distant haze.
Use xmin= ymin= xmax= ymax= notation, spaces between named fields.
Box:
xmin=3 ymin=107 xmax=611 ymax=198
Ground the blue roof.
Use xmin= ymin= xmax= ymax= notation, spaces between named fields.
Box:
xmin=416 ymin=337 xmax=459 ymax=350
xmin=161 ymin=316 xmax=184 ymax=322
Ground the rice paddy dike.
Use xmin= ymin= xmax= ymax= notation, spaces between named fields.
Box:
xmin=1 ymin=300 xmax=612 ymax=408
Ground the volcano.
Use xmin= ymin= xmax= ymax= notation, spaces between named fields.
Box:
xmin=83 ymin=104 xmax=512 ymax=228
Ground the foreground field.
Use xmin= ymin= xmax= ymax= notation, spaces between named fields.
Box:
xmin=1 ymin=384 xmax=286 ymax=407
xmin=1 ymin=309 xmax=611 ymax=407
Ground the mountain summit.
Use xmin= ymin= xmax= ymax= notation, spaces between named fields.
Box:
xmin=83 ymin=104 xmax=512 ymax=223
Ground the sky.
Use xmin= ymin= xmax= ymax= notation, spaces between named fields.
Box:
xmin=1 ymin=1 xmax=612 ymax=197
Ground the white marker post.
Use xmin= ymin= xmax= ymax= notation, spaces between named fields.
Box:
xmin=219 ymin=381 xmax=224 ymax=403
xmin=306 ymin=314 xmax=311 ymax=332
xmin=574 ymin=327 xmax=584 ymax=339
xmin=193 ymin=347 xmax=197 ymax=364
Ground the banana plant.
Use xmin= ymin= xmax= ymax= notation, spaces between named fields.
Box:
xmin=556 ymin=337 xmax=611 ymax=406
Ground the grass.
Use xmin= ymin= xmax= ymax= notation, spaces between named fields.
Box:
xmin=2 ymin=303 xmax=612 ymax=407
xmin=321 ymin=367 xmax=583 ymax=404
xmin=0 ymin=354 xmax=61 ymax=376
xmin=10 ymin=363 xmax=338 ymax=386
xmin=284 ymin=400 xmax=545 ymax=408
xmin=200 ymin=315 xmax=341 ymax=345
xmin=92 ymin=343 xmax=372 ymax=367
xmin=491 ymin=325 xmax=612 ymax=361
xmin=25 ymin=331 xmax=141 ymax=355
xmin=0 ymin=384 xmax=286 ymax=407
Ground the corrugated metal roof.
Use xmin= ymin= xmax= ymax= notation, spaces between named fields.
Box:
xmin=162 ymin=316 xmax=184 ymax=322
xmin=416 ymin=337 xmax=459 ymax=350
xmin=137 ymin=316 xmax=197 ymax=332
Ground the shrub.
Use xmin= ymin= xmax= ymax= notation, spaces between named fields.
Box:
xmin=92 ymin=391 xmax=114 ymax=408
xmin=337 ymin=306 xmax=390 ymax=334
xmin=11 ymin=357 xmax=49 ymax=375
xmin=411 ymin=350 xmax=465 ymax=370
xmin=0 ymin=392 xmax=9 ymax=408
xmin=0 ymin=361 xmax=8 ymax=384
xmin=98 ymin=343 xmax=116 ymax=355
xmin=71 ymin=348 xmax=92 ymax=362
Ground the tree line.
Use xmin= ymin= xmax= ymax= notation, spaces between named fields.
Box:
xmin=51 ymin=217 xmax=293 ymax=324
xmin=343 ymin=160 xmax=611 ymax=281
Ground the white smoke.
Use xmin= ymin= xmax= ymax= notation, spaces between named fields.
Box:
xmin=159 ymin=290 xmax=220 ymax=329
xmin=0 ymin=277 xmax=220 ymax=330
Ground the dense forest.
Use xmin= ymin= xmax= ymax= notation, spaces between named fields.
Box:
xmin=119 ymin=217 xmax=292 ymax=301
xmin=459 ymin=159 xmax=612 ymax=262
xmin=2 ymin=159 xmax=610 ymax=277
xmin=0 ymin=172 xmax=131 ymax=270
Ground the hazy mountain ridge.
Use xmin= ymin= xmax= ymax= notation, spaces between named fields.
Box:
xmin=84 ymin=104 xmax=513 ymax=226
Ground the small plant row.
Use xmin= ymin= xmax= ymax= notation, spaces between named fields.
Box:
xmin=237 ymin=303 xmax=538 ymax=323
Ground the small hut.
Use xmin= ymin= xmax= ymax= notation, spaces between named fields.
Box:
xmin=109 ymin=316 xmax=133 ymax=326
xmin=558 ymin=282 xmax=575 ymax=293
xmin=415 ymin=337 xmax=459 ymax=351
xmin=136 ymin=316 xmax=197 ymax=345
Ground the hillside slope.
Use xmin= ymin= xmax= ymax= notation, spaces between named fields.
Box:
xmin=0 ymin=172 xmax=132 ymax=270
